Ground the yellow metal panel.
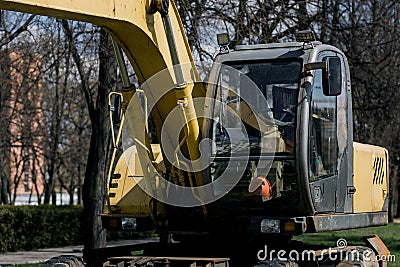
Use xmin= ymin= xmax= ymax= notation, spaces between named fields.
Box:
xmin=107 ymin=144 xmax=165 ymax=214
xmin=353 ymin=142 xmax=389 ymax=213
xmin=109 ymin=145 xmax=150 ymax=214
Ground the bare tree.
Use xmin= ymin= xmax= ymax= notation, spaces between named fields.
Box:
xmin=0 ymin=50 xmax=12 ymax=205
xmin=0 ymin=12 xmax=37 ymax=205
xmin=5 ymin=48 xmax=44 ymax=205
xmin=61 ymin=20 xmax=116 ymax=262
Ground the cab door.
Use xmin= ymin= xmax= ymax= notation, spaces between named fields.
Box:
xmin=308 ymin=51 xmax=341 ymax=213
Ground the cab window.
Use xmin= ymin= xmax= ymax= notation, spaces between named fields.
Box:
xmin=309 ymin=56 xmax=339 ymax=179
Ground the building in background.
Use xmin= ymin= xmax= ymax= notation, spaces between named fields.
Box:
xmin=0 ymin=50 xmax=45 ymax=205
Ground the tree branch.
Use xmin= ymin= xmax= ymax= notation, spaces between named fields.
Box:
xmin=60 ymin=19 xmax=95 ymax=117
xmin=0 ymin=14 xmax=35 ymax=48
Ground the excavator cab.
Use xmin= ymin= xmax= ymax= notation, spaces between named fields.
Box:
xmin=183 ymin=35 xmax=389 ymax=237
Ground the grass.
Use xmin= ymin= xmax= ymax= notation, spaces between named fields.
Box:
xmin=294 ymin=223 xmax=400 ymax=266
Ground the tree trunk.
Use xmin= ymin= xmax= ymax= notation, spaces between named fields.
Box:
xmin=69 ymin=190 xmax=74 ymax=205
xmin=0 ymin=169 xmax=10 ymax=205
xmin=0 ymin=50 xmax=11 ymax=205
xmin=0 ymin=141 xmax=11 ymax=205
xmin=82 ymin=28 xmax=116 ymax=266
xmin=77 ymin=179 xmax=82 ymax=205
xmin=297 ymin=0 xmax=309 ymax=30
xmin=44 ymin=45 xmax=63 ymax=205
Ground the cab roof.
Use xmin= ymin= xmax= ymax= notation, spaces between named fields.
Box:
xmin=216 ymin=41 xmax=323 ymax=63
xmin=234 ymin=41 xmax=321 ymax=51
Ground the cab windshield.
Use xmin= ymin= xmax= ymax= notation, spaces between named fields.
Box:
xmin=209 ymin=59 xmax=302 ymax=205
xmin=212 ymin=60 xmax=302 ymax=157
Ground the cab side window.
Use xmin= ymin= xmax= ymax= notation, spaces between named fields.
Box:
xmin=309 ymin=55 xmax=340 ymax=179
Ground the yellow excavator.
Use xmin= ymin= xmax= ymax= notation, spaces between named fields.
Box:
xmin=0 ymin=0 xmax=391 ymax=266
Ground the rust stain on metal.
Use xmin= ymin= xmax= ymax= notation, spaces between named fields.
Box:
xmin=364 ymin=235 xmax=390 ymax=258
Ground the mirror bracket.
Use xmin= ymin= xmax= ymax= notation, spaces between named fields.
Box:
xmin=108 ymin=92 xmax=124 ymax=148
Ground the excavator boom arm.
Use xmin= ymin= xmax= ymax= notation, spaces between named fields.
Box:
xmin=0 ymin=0 xmax=194 ymax=83
xmin=0 ymin=0 xmax=205 ymax=192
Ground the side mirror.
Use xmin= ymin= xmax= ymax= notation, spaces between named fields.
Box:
xmin=109 ymin=93 xmax=123 ymax=124
xmin=322 ymin=57 xmax=342 ymax=96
